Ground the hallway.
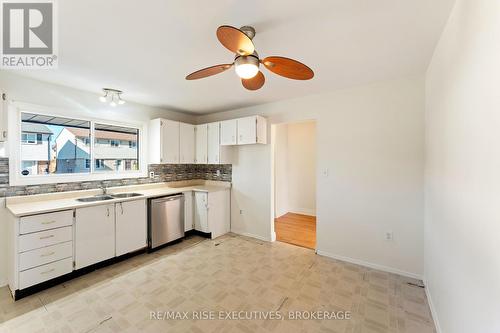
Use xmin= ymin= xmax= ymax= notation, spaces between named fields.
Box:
xmin=274 ymin=213 xmax=316 ymax=249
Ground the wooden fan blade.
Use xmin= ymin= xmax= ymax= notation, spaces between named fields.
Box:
xmin=262 ymin=56 xmax=314 ymax=80
xmin=241 ymin=71 xmax=265 ymax=90
xmin=216 ymin=25 xmax=255 ymax=56
xmin=185 ymin=64 xmax=232 ymax=80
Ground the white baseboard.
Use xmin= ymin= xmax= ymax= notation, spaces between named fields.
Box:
xmin=316 ymin=250 xmax=423 ymax=280
xmin=288 ymin=208 xmax=316 ymax=217
xmin=231 ymin=230 xmax=272 ymax=242
xmin=423 ymin=278 xmax=442 ymax=333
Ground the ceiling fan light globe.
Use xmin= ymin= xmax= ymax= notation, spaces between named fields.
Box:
xmin=235 ymin=55 xmax=260 ymax=79
xmin=236 ymin=63 xmax=259 ymax=79
xmin=99 ymin=96 xmax=107 ymax=103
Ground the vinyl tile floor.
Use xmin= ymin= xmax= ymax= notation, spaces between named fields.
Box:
xmin=0 ymin=234 xmax=436 ymax=333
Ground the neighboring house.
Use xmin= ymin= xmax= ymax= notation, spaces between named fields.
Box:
xmin=20 ymin=123 xmax=54 ymax=176
xmin=55 ymin=127 xmax=138 ymax=173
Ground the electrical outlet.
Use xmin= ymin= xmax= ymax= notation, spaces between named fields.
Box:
xmin=149 ymin=171 xmax=155 ymax=179
xmin=322 ymin=168 xmax=329 ymax=177
xmin=385 ymin=231 xmax=394 ymax=241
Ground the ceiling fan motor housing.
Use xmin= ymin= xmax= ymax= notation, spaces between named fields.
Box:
xmin=240 ymin=26 xmax=256 ymax=40
xmin=234 ymin=54 xmax=260 ymax=69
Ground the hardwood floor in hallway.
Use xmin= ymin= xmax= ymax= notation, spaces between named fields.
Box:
xmin=274 ymin=212 xmax=316 ymax=249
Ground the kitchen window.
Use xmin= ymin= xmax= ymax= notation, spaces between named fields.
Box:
xmin=94 ymin=123 xmax=139 ymax=172
xmin=14 ymin=109 xmax=145 ymax=185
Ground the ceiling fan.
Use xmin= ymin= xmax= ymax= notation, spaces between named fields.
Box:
xmin=185 ymin=25 xmax=314 ymax=90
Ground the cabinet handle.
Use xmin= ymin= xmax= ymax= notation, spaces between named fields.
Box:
xmin=40 ymin=268 xmax=55 ymax=275
xmin=41 ymin=220 xmax=56 ymax=225
xmin=41 ymin=251 xmax=55 ymax=257
xmin=39 ymin=235 xmax=54 ymax=240
xmin=120 ymin=202 xmax=124 ymax=215
xmin=106 ymin=207 xmax=110 ymax=217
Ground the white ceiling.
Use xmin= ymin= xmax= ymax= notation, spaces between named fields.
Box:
xmin=15 ymin=0 xmax=455 ymax=114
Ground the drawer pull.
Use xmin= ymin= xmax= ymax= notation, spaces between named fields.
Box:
xmin=39 ymin=235 xmax=55 ymax=240
xmin=40 ymin=268 xmax=55 ymax=275
xmin=41 ymin=220 xmax=56 ymax=225
xmin=40 ymin=251 xmax=55 ymax=257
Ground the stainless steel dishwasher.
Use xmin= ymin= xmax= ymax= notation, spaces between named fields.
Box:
xmin=148 ymin=194 xmax=184 ymax=250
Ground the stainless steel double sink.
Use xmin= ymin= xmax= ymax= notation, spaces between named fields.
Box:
xmin=76 ymin=193 xmax=143 ymax=202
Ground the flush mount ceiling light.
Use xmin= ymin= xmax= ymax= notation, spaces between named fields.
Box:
xmin=186 ymin=25 xmax=314 ymax=90
xmin=99 ymin=88 xmax=126 ymax=107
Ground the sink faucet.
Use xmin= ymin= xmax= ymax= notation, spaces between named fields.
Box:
xmin=100 ymin=185 xmax=107 ymax=195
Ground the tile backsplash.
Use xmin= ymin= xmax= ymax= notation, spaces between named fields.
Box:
xmin=0 ymin=158 xmax=231 ymax=197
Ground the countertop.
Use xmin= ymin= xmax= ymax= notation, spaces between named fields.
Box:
xmin=5 ymin=181 xmax=230 ymax=217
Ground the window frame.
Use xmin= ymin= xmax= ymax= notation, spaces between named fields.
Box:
xmin=9 ymin=102 xmax=147 ymax=186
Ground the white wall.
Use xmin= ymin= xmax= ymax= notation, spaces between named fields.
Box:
xmin=286 ymin=121 xmax=316 ymax=216
xmin=425 ymin=1 xmax=500 ymax=332
xmin=199 ymin=76 xmax=425 ymax=277
xmin=274 ymin=121 xmax=317 ymax=217
xmin=274 ymin=123 xmax=289 ymax=218
xmin=0 ymin=72 xmax=197 ymax=286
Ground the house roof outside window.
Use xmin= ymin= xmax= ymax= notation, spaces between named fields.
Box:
xmin=21 ymin=123 xmax=54 ymax=135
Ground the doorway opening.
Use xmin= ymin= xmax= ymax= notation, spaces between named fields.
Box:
xmin=271 ymin=120 xmax=317 ymax=249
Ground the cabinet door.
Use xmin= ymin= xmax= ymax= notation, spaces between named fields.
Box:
xmin=75 ymin=204 xmax=115 ymax=269
xmin=161 ymin=119 xmax=180 ymax=163
xmin=237 ymin=116 xmax=257 ymax=145
xmin=115 ymin=199 xmax=147 ymax=256
xmin=207 ymin=122 xmax=220 ymax=164
xmin=184 ymin=191 xmax=193 ymax=232
xmin=194 ymin=192 xmax=209 ymax=232
xmin=220 ymin=119 xmax=237 ymax=145
xmin=179 ymin=123 xmax=195 ymax=164
xmin=207 ymin=189 xmax=231 ymax=239
xmin=195 ymin=124 xmax=208 ymax=164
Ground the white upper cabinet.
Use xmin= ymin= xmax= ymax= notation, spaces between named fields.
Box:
xmin=0 ymin=92 xmax=6 ymax=142
xmin=207 ymin=122 xmax=220 ymax=164
xmin=150 ymin=118 xmax=196 ymax=164
xmin=237 ymin=116 xmax=267 ymax=145
xmin=220 ymin=119 xmax=237 ymax=145
xmin=195 ymin=124 xmax=208 ymax=164
xmin=179 ymin=122 xmax=195 ymax=164
xmin=162 ymin=119 xmax=180 ymax=163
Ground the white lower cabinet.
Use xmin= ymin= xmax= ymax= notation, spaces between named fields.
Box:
xmin=19 ymin=257 xmax=73 ymax=290
xmin=194 ymin=192 xmax=209 ymax=233
xmin=75 ymin=204 xmax=115 ymax=269
xmin=194 ymin=190 xmax=230 ymax=238
xmin=7 ymin=208 xmax=74 ymax=294
xmin=115 ymin=199 xmax=147 ymax=256
xmin=184 ymin=191 xmax=194 ymax=231
xmin=19 ymin=241 xmax=73 ymax=271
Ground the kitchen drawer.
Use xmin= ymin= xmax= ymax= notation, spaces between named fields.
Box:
xmin=19 ymin=257 xmax=73 ymax=290
xmin=20 ymin=210 xmax=73 ymax=235
xmin=19 ymin=241 xmax=73 ymax=271
xmin=19 ymin=226 xmax=72 ymax=253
